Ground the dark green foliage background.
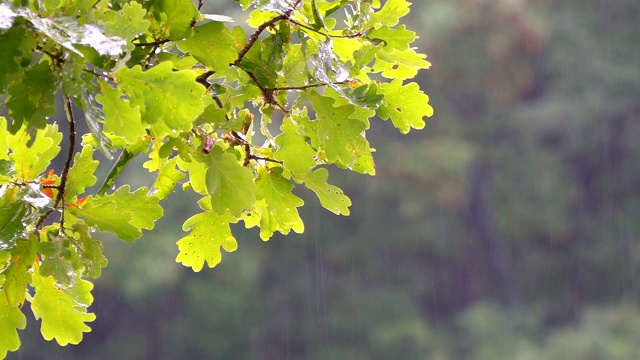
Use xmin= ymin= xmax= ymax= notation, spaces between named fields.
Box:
xmin=7 ymin=0 xmax=640 ymax=359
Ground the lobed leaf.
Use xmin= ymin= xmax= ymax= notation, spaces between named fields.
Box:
xmin=377 ymin=80 xmax=433 ymax=134
xmin=176 ymin=210 xmax=238 ymax=271
xmin=96 ymin=80 xmax=147 ymax=143
xmin=177 ymin=21 xmax=238 ymax=73
xmin=274 ymin=117 xmax=317 ymax=176
xmin=0 ymin=295 xmax=26 ymax=359
xmin=30 ymin=269 xmax=96 ymax=346
xmin=116 ymin=62 xmax=206 ymax=137
xmin=1 ymin=236 xmax=37 ymax=306
xmin=73 ymin=185 xmax=163 ymax=242
xmin=5 ymin=62 xmax=57 ymax=134
xmin=65 ymin=145 xmax=99 ymax=201
xmin=252 ymin=168 xmax=305 ymax=239
xmin=299 ymin=168 xmax=351 ymax=215
xmin=309 ymin=93 xmax=376 ymax=175
xmin=202 ymin=147 xmax=256 ymax=217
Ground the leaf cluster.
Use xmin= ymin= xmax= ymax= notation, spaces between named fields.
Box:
xmin=0 ymin=0 xmax=431 ymax=355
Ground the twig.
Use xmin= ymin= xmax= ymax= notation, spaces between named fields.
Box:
xmin=56 ymin=97 xmax=77 ymax=228
xmin=133 ymin=39 xmax=171 ymax=47
xmin=246 ymin=71 xmax=289 ymax=113
xmin=34 ymin=97 xmax=76 ymax=231
xmin=289 ymin=19 xmax=362 ymax=39
xmin=265 ymin=81 xmax=351 ymax=92
xmin=233 ymin=13 xmax=292 ymax=66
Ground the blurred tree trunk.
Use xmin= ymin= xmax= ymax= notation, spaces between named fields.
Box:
xmin=467 ymin=161 xmax=517 ymax=306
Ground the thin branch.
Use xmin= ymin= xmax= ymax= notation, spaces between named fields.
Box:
xmin=133 ymin=39 xmax=171 ymax=47
xmin=248 ymin=155 xmax=283 ymax=165
xmin=245 ymin=71 xmax=289 ymax=113
xmin=265 ymin=80 xmax=351 ymax=92
xmin=56 ymin=97 xmax=77 ymax=228
xmin=82 ymin=68 xmax=114 ymax=81
xmin=233 ymin=13 xmax=291 ymax=66
xmin=34 ymin=97 xmax=76 ymax=231
xmin=289 ymin=19 xmax=362 ymax=39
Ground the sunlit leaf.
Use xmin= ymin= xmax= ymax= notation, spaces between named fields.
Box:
xmin=65 ymin=145 xmax=99 ymax=201
xmin=373 ymin=48 xmax=430 ymax=80
xmin=153 ymin=0 xmax=199 ymax=40
xmin=177 ymin=21 xmax=237 ymax=73
xmin=96 ymin=80 xmax=146 ymax=143
xmin=7 ymin=122 xmax=62 ymax=180
xmin=202 ymin=147 xmax=256 ymax=217
xmin=151 ymin=157 xmax=186 ymax=200
xmin=252 ymin=168 xmax=304 ymax=239
xmin=73 ymin=186 xmax=163 ymax=242
xmin=309 ymin=93 xmax=375 ymax=175
xmin=30 ymin=268 xmax=95 ymax=346
xmin=176 ymin=210 xmax=238 ymax=271
xmin=116 ymin=62 xmax=206 ymax=137
xmin=0 ymin=294 xmax=26 ymax=359
xmin=299 ymin=168 xmax=351 ymax=215
xmin=368 ymin=24 xmax=417 ymax=51
xmin=365 ymin=0 xmax=411 ymax=27
xmin=274 ymin=117 xmax=317 ymax=176
xmin=377 ymin=80 xmax=433 ymax=133
xmin=1 ymin=236 xmax=37 ymax=306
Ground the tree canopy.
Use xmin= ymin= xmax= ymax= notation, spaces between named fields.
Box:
xmin=0 ymin=0 xmax=431 ymax=355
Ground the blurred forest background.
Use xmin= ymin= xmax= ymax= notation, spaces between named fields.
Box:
xmin=8 ymin=0 xmax=640 ymax=358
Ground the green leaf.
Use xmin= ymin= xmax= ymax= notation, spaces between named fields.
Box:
xmin=30 ymin=269 xmax=96 ymax=346
xmin=153 ymin=0 xmax=199 ymax=40
xmin=0 ymin=294 xmax=26 ymax=359
xmin=96 ymin=80 xmax=147 ymax=143
xmin=71 ymin=224 xmax=107 ymax=279
xmin=281 ymin=44 xmax=309 ymax=87
xmin=151 ymin=157 xmax=186 ymax=200
xmin=299 ymin=168 xmax=351 ymax=215
xmin=0 ymin=26 xmax=24 ymax=93
xmin=103 ymin=2 xmax=151 ymax=44
xmin=201 ymin=147 xmax=256 ymax=217
xmin=176 ymin=210 xmax=238 ymax=271
xmin=252 ymin=168 xmax=305 ymax=239
xmin=367 ymin=24 xmax=417 ymax=51
xmin=65 ymin=145 xmax=99 ymax=201
xmin=1 ymin=236 xmax=37 ymax=306
xmin=239 ymin=39 xmax=281 ymax=88
xmin=0 ymin=189 xmax=29 ymax=250
xmin=7 ymin=122 xmax=62 ymax=180
xmin=116 ymin=62 xmax=206 ymax=137
xmin=73 ymin=186 xmax=163 ymax=242
xmin=309 ymin=93 xmax=375 ymax=175
xmin=366 ymin=0 xmax=411 ymax=27
xmin=177 ymin=21 xmax=237 ymax=73
xmin=377 ymin=80 xmax=433 ymax=133
xmin=373 ymin=48 xmax=430 ymax=80
xmin=177 ymin=155 xmax=208 ymax=195
xmin=6 ymin=61 xmax=57 ymax=133
xmin=274 ymin=117 xmax=317 ymax=176
xmin=38 ymin=232 xmax=75 ymax=287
